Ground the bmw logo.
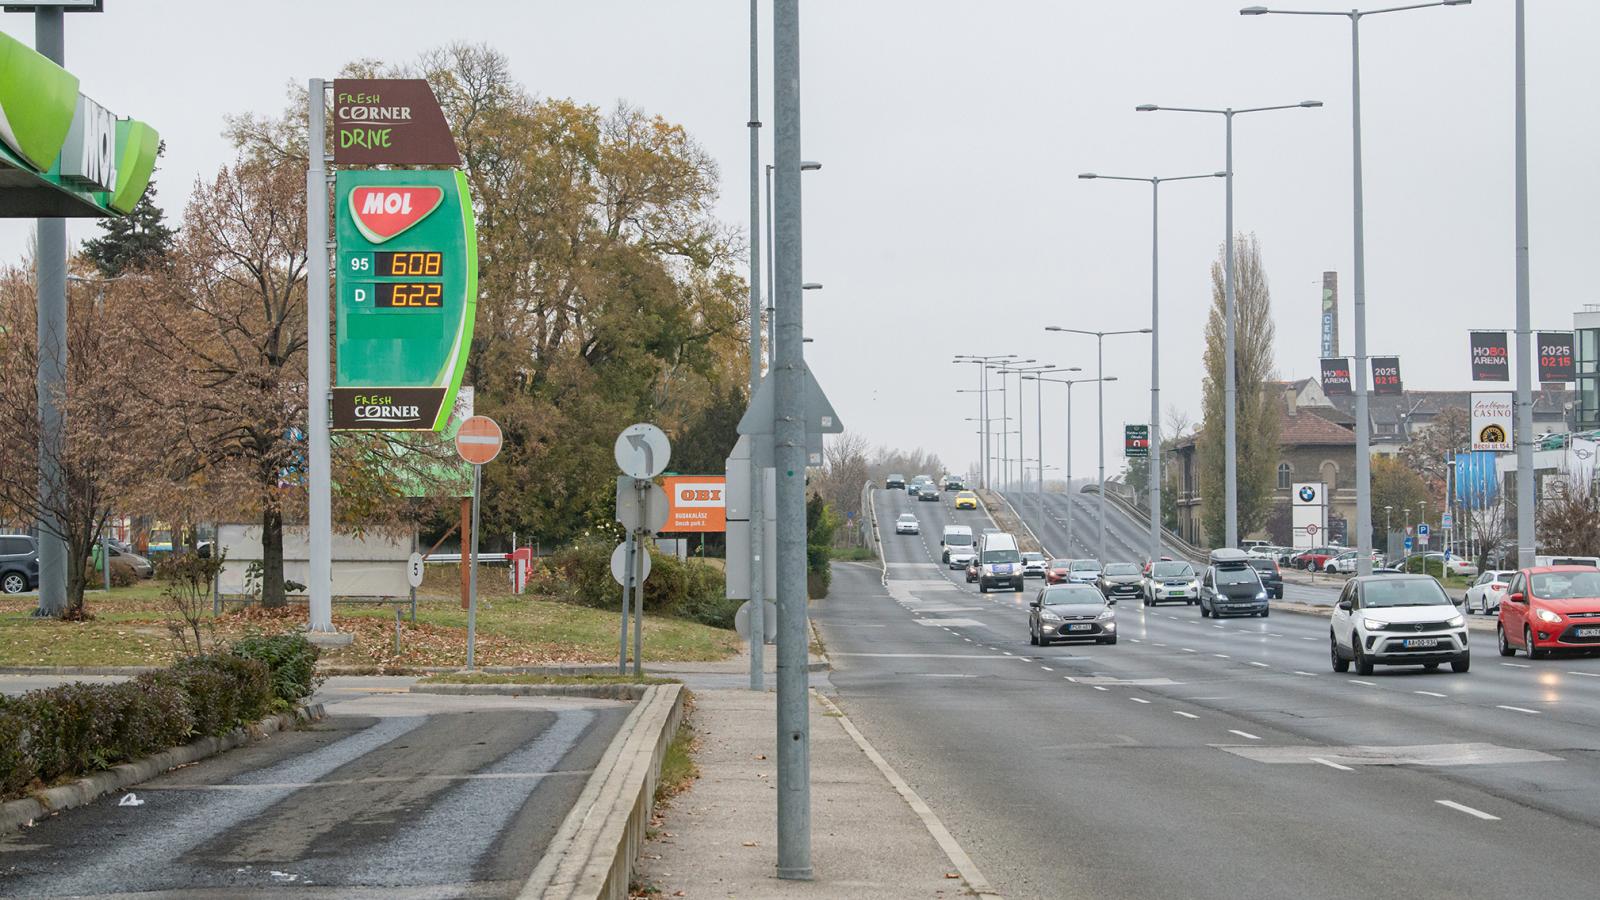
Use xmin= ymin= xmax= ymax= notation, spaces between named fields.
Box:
xmin=1298 ymin=486 xmax=1317 ymax=502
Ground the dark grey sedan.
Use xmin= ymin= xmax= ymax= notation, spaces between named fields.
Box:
xmin=1029 ymin=583 xmax=1118 ymax=646
xmin=1097 ymin=562 xmax=1145 ymax=601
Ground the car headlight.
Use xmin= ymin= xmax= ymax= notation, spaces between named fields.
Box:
xmin=1363 ymin=618 xmax=1388 ymax=631
xmin=1446 ymin=614 xmax=1465 ymax=628
xmin=1535 ymin=607 xmax=1562 ymax=624
xmin=1189 ymin=580 xmax=1200 ymax=591
xmin=1255 ymin=591 xmax=1268 ymax=600
xmin=1041 ymin=611 xmax=1063 ymax=622
xmin=1096 ymin=608 xmax=1115 ymax=620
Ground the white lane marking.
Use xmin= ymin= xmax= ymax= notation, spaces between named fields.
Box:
xmin=1268 ymin=633 xmax=1283 ymax=637
xmin=1414 ymin=690 xmax=1448 ymax=698
xmin=1294 ymin=671 xmax=1317 ymax=677
xmin=1153 ymin=642 xmax=1168 ymax=648
xmin=1350 ymin=680 xmax=1376 ymax=686
xmin=1228 ymin=730 xmax=1262 ymax=741
xmin=1248 ymin=661 xmax=1270 ymax=669
xmin=1502 ymin=662 xmax=1530 ymax=669
xmin=1002 ymin=652 xmax=1014 ymax=656
xmin=1092 ymin=685 xmax=1109 ymax=692
xmin=1497 ymin=705 xmax=1540 ymax=715
xmin=1130 ymin=697 xmax=1151 ymax=704
xmin=1310 ymin=757 xmax=1354 ymax=772
xmin=1302 ymin=636 xmax=1317 ymax=641
xmin=1436 ymin=800 xmax=1501 ymax=821
xmin=1040 ymin=666 xmax=1054 ymax=672
xmin=1129 ymin=638 xmax=1142 ymax=643
xmin=1214 ymin=653 xmax=1230 ymax=659
xmin=1182 ymin=648 xmax=1197 ymax=653
xmin=1212 ymin=625 xmax=1225 ymax=629
xmin=1174 ymin=711 xmax=1200 ymax=719
xmin=1570 ymin=671 xmax=1600 ymax=678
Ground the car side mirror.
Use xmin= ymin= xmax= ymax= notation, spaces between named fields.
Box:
xmin=1337 ymin=600 xmax=1353 ymax=612
xmin=1107 ymin=598 xmax=1117 ymax=606
xmin=1029 ymin=600 xmax=1041 ymax=608
xmin=1508 ymin=592 xmax=1525 ymax=604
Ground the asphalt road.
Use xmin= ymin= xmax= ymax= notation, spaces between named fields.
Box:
xmin=1 ymin=688 xmax=629 ymax=898
xmin=814 ymin=488 xmax=1600 ymax=899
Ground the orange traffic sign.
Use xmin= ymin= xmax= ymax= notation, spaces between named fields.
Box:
xmin=455 ymin=415 xmax=503 ymax=465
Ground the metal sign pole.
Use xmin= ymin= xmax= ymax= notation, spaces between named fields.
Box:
xmin=619 ymin=533 xmax=633 ymax=674
xmin=33 ymin=6 xmax=67 ymax=618
xmin=305 ymin=77 xmax=335 ymax=634
xmin=633 ymin=502 xmax=645 ymax=676
xmin=465 ymin=462 xmax=482 ymax=669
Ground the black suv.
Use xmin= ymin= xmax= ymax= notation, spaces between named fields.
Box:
xmin=1200 ymin=549 xmax=1269 ymax=619
xmin=0 ymin=534 xmax=40 ymax=594
xmin=885 ymin=474 xmax=906 ymax=490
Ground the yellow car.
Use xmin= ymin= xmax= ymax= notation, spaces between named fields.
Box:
xmin=954 ymin=491 xmax=978 ymax=510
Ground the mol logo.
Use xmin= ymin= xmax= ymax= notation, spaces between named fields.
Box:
xmin=348 ymin=185 xmax=444 ymax=243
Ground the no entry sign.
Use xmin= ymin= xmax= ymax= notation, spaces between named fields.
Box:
xmin=455 ymin=415 xmax=503 ymax=465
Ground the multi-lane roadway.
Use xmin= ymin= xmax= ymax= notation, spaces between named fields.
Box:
xmin=813 ymin=487 xmax=1600 ymax=899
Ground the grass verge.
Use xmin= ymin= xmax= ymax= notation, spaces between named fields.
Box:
xmin=654 ymin=707 xmax=699 ymax=805
xmin=417 ymin=673 xmax=679 ymax=686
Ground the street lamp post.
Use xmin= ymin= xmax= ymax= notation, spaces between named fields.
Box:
xmin=987 ymin=360 xmax=1035 ymax=492
xmin=997 ymin=363 xmax=1056 ymax=507
xmin=1240 ymin=2 xmax=1470 ymax=576
xmin=1034 ymin=367 xmax=1081 ymax=533
xmin=1028 ymin=374 xmax=1118 ymax=558
xmin=1079 ymin=171 xmax=1224 ymax=564
xmin=955 ymin=355 xmax=1018 ymax=488
xmin=1136 ymin=98 xmax=1321 ymax=550
xmin=1046 ymin=327 xmax=1149 ymax=562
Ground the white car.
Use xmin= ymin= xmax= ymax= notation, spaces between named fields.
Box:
xmin=1020 ymin=552 xmax=1047 ymax=578
xmin=1423 ymin=552 xmax=1478 ymax=577
xmin=1329 ymin=550 xmax=1382 ymax=574
xmin=1330 ymin=574 xmax=1469 ymax=675
xmin=895 ymin=514 xmax=919 ymax=535
xmin=1463 ymin=569 xmax=1516 ymax=615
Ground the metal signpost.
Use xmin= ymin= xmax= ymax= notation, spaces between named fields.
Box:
xmin=614 ymin=424 xmax=671 ymax=675
xmin=455 ymin=415 xmax=502 ymax=669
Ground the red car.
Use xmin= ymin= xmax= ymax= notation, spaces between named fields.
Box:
xmin=1497 ymin=565 xmax=1600 ymax=658
xmin=1295 ymin=546 xmax=1342 ymax=571
xmin=1045 ymin=558 xmax=1074 ymax=584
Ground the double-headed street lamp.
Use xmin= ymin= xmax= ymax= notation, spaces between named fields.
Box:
xmin=955 ymin=354 xmax=1018 ymax=488
xmin=1026 ymin=373 xmax=1119 ymax=559
xmin=1045 ymin=327 xmax=1149 ymax=563
xmin=1079 ymin=171 xmax=1223 ymax=565
xmin=986 ymin=359 xmax=1036 ymax=491
xmin=1241 ymin=2 xmax=1470 ymax=577
xmin=995 ymin=362 xmax=1057 ymax=495
xmin=1136 ymin=98 xmax=1321 ymax=550
xmin=1029 ymin=366 xmax=1081 ymax=528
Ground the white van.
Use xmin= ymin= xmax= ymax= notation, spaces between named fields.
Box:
xmin=941 ymin=525 xmax=976 ymax=569
xmin=977 ymin=532 xmax=1024 ymax=593
xmin=1535 ymin=555 xmax=1600 ymax=568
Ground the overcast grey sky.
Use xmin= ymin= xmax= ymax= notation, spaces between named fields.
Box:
xmin=4 ymin=1 xmax=1597 ymax=478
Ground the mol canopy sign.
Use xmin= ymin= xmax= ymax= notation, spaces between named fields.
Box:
xmin=0 ymin=31 xmax=157 ymax=217
xmin=334 ymin=170 xmax=477 ymax=431
xmin=661 ymin=476 xmax=727 ymax=533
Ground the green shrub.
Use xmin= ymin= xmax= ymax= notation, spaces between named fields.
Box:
xmin=549 ymin=538 xmax=738 ymax=628
xmin=0 ymin=698 xmax=28 ymax=797
xmin=140 ymin=654 xmax=272 ymax=737
xmin=4 ymin=680 xmax=195 ymax=791
xmin=231 ymin=633 xmax=322 ymax=708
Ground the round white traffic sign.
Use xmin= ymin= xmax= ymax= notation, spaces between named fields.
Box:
xmin=615 ymin=423 xmax=671 ymax=479
xmin=610 ymin=542 xmax=652 ymax=586
xmin=406 ymin=552 xmax=425 ymax=588
xmin=456 ymin=415 xmax=503 ymax=465
xmin=1305 ymin=523 xmax=1320 ymax=536
xmin=734 ymin=599 xmax=778 ymax=643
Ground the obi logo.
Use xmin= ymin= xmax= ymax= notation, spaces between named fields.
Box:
xmin=1298 ymin=486 xmax=1317 ymax=503
xmin=348 ymin=186 xmax=444 ymax=243
xmin=675 ymin=484 xmax=725 ymax=507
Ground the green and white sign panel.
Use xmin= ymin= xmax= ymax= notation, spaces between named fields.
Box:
xmin=333 ymin=169 xmax=477 ymax=431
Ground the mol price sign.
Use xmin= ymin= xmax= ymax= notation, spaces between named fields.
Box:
xmin=333 ymin=169 xmax=477 ymax=431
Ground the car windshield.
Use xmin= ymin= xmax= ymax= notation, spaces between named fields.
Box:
xmin=1070 ymin=560 xmax=1100 ymax=571
xmin=1215 ymin=568 xmax=1260 ymax=587
xmin=1021 ymin=552 xmax=1044 ymax=562
xmin=1363 ymin=578 xmax=1451 ymax=608
xmin=1532 ymin=571 xmax=1600 ymax=599
xmin=1049 ymin=559 xmax=1072 ymax=569
xmin=1247 ymin=559 xmax=1274 ymax=570
xmin=897 ymin=514 xmax=915 ymax=522
xmin=945 ymin=533 xmax=973 ymax=546
xmin=983 ymin=549 xmax=1021 ymax=564
xmin=1104 ymin=563 xmax=1139 ymax=576
xmin=1152 ymin=562 xmax=1194 ymax=579
xmin=1042 ymin=587 xmax=1105 ymax=606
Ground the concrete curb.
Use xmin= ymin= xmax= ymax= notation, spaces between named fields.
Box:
xmin=410 ymin=683 xmax=656 ymax=700
xmin=520 ymin=683 xmax=686 ymax=900
xmin=2 ymin=702 xmax=325 ymax=832
xmin=868 ymin=486 xmax=887 ymax=585
xmin=0 ymin=665 xmax=157 ymax=676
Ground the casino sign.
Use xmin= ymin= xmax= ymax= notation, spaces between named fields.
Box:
xmin=333 ymin=169 xmax=477 ymax=431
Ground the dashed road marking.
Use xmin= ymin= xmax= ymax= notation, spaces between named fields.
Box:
xmin=1437 ymin=800 xmax=1500 ymax=821
xmin=1214 ymin=654 xmax=1230 ymax=659
xmin=1040 ymin=666 xmax=1054 ymax=672
xmin=1502 ymin=662 xmax=1530 ymax=669
xmin=1414 ymin=690 xmax=1448 ymax=698
xmin=1248 ymin=661 xmax=1269 ymax=669
xmin=1497 ymin=705 xmax=1540 ymax=715
xmin=1228 ymin=730 xmax=1262 ymax=741
xmin=1350 ymin=680 xmax=1376 ymax=686
xmin=1570 ymin=671 xmax=1600 ymax=678
xmin=1130 ymin=697 xmax=1151 ymax=704
xmin=1294 ymin=671 xmax=1317 ymax=677
xmin=1092 ymin=685 xmax=1109 ymax=692
xmin=1182 ymin=648 xmax=1197 ymax=653
xmin=1310 ymin=757 xmax=1354 ymax=771
xmin=1174 ymin=711 xmax=1200 ymax=719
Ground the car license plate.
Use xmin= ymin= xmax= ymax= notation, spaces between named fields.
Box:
xmin=1402 ymin=638 xmax=1439 ymax=649
xmin=1577 ymin=627 xmax=1600 ymax=638
xmin=1068 ymin=624 xmax=1093 ymax=632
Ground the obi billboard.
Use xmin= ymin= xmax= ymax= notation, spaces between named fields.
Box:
xmin=333 ymin=169 xmax=477 ymax=431
xmin=661 ymin=476 xmax=727 ymax=533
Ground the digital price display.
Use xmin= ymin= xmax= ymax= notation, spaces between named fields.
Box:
xmin=376 ymin=251 xmax=442 ymax=277
xmin=374 ymin=282 xmax=443 ymax=309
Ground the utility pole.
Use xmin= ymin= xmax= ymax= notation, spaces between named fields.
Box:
xmin=305 ymin=78 xmax=335 ymax=635
xmin=1512 ymin=0 xmax=1535 ymax=566
xmin=32 ymin=5 xmax=67 ymax=618
xmin=772 ymin=0 xmax=811 ymax=880
xmin=746 ymin=0 xmax=765 ymax=692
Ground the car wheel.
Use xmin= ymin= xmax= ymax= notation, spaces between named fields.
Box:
xmin=1143 ymin=597 xmax=1151 ymax=608
xmin=1423 ymin=662 xmax=1440 ymax=671
xmin=1498 ymin=625 xmax=1515 ymax=657
xmin=1102 ymin=636 xmax=1118 ymax=646
xmin=1354 ymin=642 xmax=1374 ymax=676
xmin=1260 ymin=608 xmax=1270 ymax=618
xmin=1029 ymin=628 xmax=1039 ymax=646
xmin=1452 ymin=654 xmax=1471 ymax=674
xmin=1331 ymin=633 xmax=1350 ymax=672
xmin=1526 ymin=627 xmax=1545 ymax=660
xmin=0 ymin=572 xmax=24 ymax=595
xmin=978 ymin=583 xmax=987 ymax=594
xmin=1200 ymin=603 xmax=1210 ymax=618
xmin=1013 ymin=583 xmax=1023 ymax=593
